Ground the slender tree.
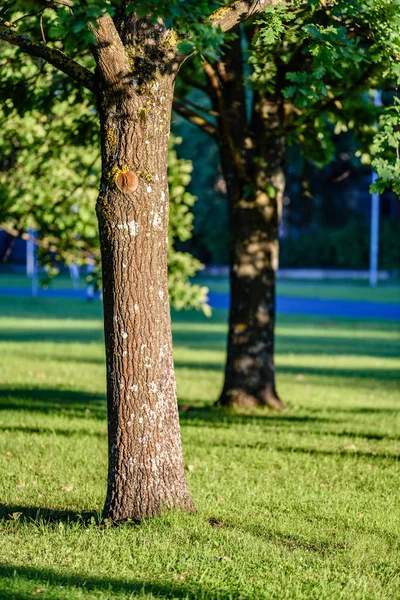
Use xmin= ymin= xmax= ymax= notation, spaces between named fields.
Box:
xmin=0 ymin=0 xmax=277 ymax=521
xmin=202 ymin=35 xmax=285 ymax=409
xmin=174 ymin=0 xmax=398 ymax=409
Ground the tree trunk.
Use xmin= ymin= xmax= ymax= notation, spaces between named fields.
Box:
xmin=203 ymin=39 xmax=286 ymax=409
xmin=218 ymin=125 xmax=285 ymax=409
xmin=93 ymin=17 xmax=194 ymax=521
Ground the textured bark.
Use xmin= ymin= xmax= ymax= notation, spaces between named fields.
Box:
xmin=93 ymin=16 xmax=194 ymax=521
xmin=204 ymin=34 xmax=286 ymax=409
xmin=209 ymin=0 xmax=286 ymax=33
xmin=0 ymin=0 xmax=293 ymax=524
xmin=219 ymin=116 xmax=285 ymax=409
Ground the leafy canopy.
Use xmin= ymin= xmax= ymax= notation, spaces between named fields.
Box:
xmin=1 ymin=0 xmax=231 ymax=61
xmin=250 ymin=0 xmax=400 ymax=171
xmin=0 ymin=43 xmax=209 ymax=311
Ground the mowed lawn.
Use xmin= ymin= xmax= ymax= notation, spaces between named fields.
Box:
xmin=2 ymin=272 xmax=400 ymax=303
xmin=0 ymin=294 xmax=399 ymax=599
xmin=195 ymin=276 xmax=400 ymax=303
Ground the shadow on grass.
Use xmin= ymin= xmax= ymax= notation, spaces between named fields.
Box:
xmin=178 ymin=406 xmax=336 ymax=427
xmin=10 ymin=349 xmax=104 ymax=366
xmin=0 ymin=295 xmax=103 ymax=321
xmin=0 ymin=328 xmax=103 ymax=344
xmin=2 ymin=406 xmax=397 ymax=446
xmin=173 ymin=332 xmax=399 ymax=359
xmin=1 ymin=383 xmax=397 ymax=435
xmin=0 ymin=503 xmax=97 ymax=526
xmin=1 ymin=323 xmax=398 ymax=361
xmin=240 ymin=527 xmax=348 ymax=555
xmin=308 ymin=429 xmax=400 ymax=442
xmin=178 ymin=405 xmax=399 ymax=427
xmin=175 ymin=361 xmax=399 ymax=383
xmin=0 ymin=564 xmax=234 ymax=600
xmin=0 ymin=424 xmax=108 ymax=438
xmin=204 ymin=438 xmax=399 ymax=461
xmin=276 ymin=364 xmax=399 ymax=382
xmin=0 ymin=387 xmax=106 ymax=419
xmin=321 ymin=405 xmax=400 ymax=415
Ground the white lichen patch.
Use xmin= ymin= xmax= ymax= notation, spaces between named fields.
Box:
xmin=128 ymin=220 xmax=139 ymax=236
xmin=149 ymin=382 xmax=158 ymax=393
xmin=122 ymin=262 xmax=127 ymax=269
xmin=160 ymin=191 xmax=165 ymax=202
xmin=121 ymin=332 xmax=128 ymax=339
xmin=152 ymin=213 xmax=162 ymax=229
xmin=128 ymin=384 xmax=138 ymax=393
xmin=141 ymin=344 xmax=147 ymax=351
xmin=147 ymin=185 xmax=152 ymax=193
xmin=158 ymin=290 xmax=164 ymax=299
xmin=115 ymin=221 xmax=139 ymax=237
xmin=134 ymin=303 xmax=139 ymax=311
xmin=122 ymin=351 xmax=128 ymax=357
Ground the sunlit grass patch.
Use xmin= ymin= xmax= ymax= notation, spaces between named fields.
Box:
xmin=0 ymin=296 xmax=399 ymax=599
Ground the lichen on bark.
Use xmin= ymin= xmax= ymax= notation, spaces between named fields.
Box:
xmin=93 ymin=15 xmax=195 ymax=521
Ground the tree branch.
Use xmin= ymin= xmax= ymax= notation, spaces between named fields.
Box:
xmin=178 ymin=96 xmax=219 ymax=118
xmin=89 ymin=14 xmax=130 ymax=89
xmin=0 ymin=23 xmax=95 ymax=92
xmin=202 ymin=61 xmax=247 ymax=179
xmin=173 ymin=100 xmax=219 ymax=140
xmin=209 ymin=0 xmax=285 ymax=33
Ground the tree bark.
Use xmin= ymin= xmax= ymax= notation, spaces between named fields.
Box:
xmin=203 ymin=35 xmax=286 ymax=409
xmin=218 ymin=111 xmax=285 ymax=409
xmin=93 ymin=16 xmax=194 ymax=521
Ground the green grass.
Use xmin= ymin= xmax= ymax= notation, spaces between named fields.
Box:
xmin=0 ymin=272 xmax=85 ymax=290
xmin=0 ymin=295 xmax=399 ymax=599
xmin=277 ymin=280 xmax=400 ymax=303
xmin=2 ymin=272 xmax=400 ymax=303
xmin=195 ymin=276 xmax=400 ymax=303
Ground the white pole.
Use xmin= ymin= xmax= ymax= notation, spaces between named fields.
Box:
xmin=86 ymin=261 xmax=95 ymax=301
xmin=26 ymin=230 xmax=38 ymax=297
xmin=369 ymin=90 xmax=382 ymax=288
xmin=69 ymin=263 xmax=80 ymax=289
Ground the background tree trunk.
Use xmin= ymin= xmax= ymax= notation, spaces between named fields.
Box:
xmin=93 ymin=17 xmax=194 ymax=521
xmin=203 ymin=33 xmax=286 ymax=409
xmin=218 ymin=103 xmax=285 ymax=409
